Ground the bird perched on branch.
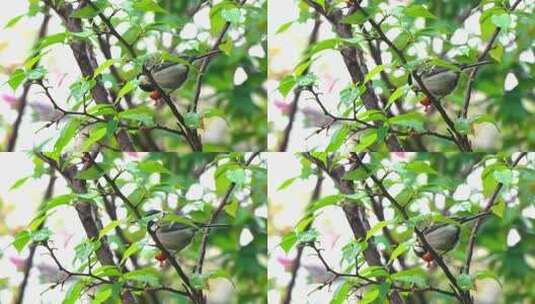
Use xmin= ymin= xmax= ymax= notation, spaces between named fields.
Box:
xmin=413 ymin=212 xmax=490 ymax=266
xmin=413 ymin=61 xmax=492 ymax=111
xmin=145 ymin=209 xmax=228 ymax=266
xmin=138 ymin=50 xmax=220 ymax=101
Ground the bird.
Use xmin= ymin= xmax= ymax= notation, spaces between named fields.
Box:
xmin=145 ymin=209 xmax=228 ymax=264
xmin=413 ymin=212 xmax=490 ymax=266
xmin=138 ymin=50 xmax=220 ymax=96
xmin=413 ymin=60 xmax=492 ymax=111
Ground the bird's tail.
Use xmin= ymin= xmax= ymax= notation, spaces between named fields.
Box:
xmin=190 ymin=50 xmax=221 ymax=62
xmin=459 ymin=60 xmax=492 ymax=70
xmin=455 ymin=211 xmax=491 ymax=224
xmin=199 ymin=223 xmax=230 ymax=229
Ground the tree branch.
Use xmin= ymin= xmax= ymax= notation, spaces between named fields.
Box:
xmin=461 ymin=0 xmax=524 ymax=118
xmin=278 ymin=15 xmax=321 ymax=151
xmin=6 ymin=12 xmax=50 ymax=151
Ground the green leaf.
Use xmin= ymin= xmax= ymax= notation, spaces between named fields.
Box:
xmin=391 ymin=268 xmax=427 ymax=287
xmin=491 ymin=200 xmax=505 ymax=218
xmin=296 ymin=229 xmax=319 ymax=243
xmin=280 ymin=232 xmax=297 ymax=253
xmin=38 ymin=32 xmax=68 ymax=50
xmin=8 ymin=69 xmax=26 ymax=90
xmin=117 ymin=106 xmax=153 ymax=124
xmin=92 ymin=285 xmax=113 ymax=304
xmin=489 ymin=43 xmax=504 ymax=62
xmin=226 ymin=168 xmax=246 ymax=184
xmin=224 ymin=200 xmax=238 ymax=217
xmin=138 ymin=160 xmax=170 ymax=174
xmin=12 ymin=231 xmax=31 ymax=253
xmin=4 ymin=14 xmax=24 ymax=28
xmin=53 ymin=119 xmax=81 ymax=157
xmin=340 ymin=11 xmax=369 ymax=24
xmin=355 ymin=131 xmax=378 ymax=152
xmin=405 ymin=161 xmax=437 ymax=175
xmin=71 ymin=1 xmax=104 ymax=18
xmin=493 ymin=168 xmax=513 ymax=186
xmin=31 ymin=228 xmax=51 ymax=242
xmin=99 ymin=220 xmax=120 ymax=240
xmin=45 ymin=194 xmax=75 ymax=212
xmin=26 ymin=67 xmax=47 ymax=80
xmin=295 ymin=74 xmax=317 ymax=87
xmin=366 ymin=221 xmax=386 ymax=241
xmin=63 ymin=280 xmax=84 ymax=304
xmin=115 ymin=80 xmax=137 ymax=102
xmin=277 ymin=176 xmax=298 ymax=191
xmin=455 ymin=118 xmax=471 ymax=135
xmin=386 ymin=85 xmax=406 ymax=109
xmin=278 ymin=75 xmax=296 ymax=97
xmin=389 ymin=242 xmax=410 ymax=264
xmin=276 ymin=21 xmax=293 ymax=34
xmin=82 ymin=124 xmax=107 ymax=150
xmin=121 ymin=242 xmax=142 ymax=264
xmin=133 ymin=0 xmax=167 ymax=13
xmin=184 ymin=112 xmax=201 ymax=129
xmin=458 ymin=273 xmax=475 ymax=290
xmin=123 ymin=268 xmax=160 ymax=286
xmin=221 ymin=8 xmax=241 ymax=25
xmin=219 ymin=39 xmax=233 ymax=55
xmin=10 ymin=176 xmax=30 ymax=191
xmin=364 ymin=65 xmax=384 ymax=83
xmin=404 ymin=4 xmax=436 ymax=19
xmin=491 ymin=14 xmax=511 ymax=29
xmin=387 ymin=112 xmax=425 ymax=132
xmin=330 ymin=280 xmax=352 ymax=304
xmin=93 ymin=59 xmax=117 ymax=78
xmin=360 ymin=285 xmax=380 ymax=304
xmin=310 ymin=194 xmax=345 ymax=212
xmin=309 ymin=39 xmax=339 ymax=56
xmin=326 ymin=125 xmax=350 ymax=152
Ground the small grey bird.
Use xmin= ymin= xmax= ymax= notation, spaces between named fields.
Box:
xmin=146 ymin=209 xmax=228 ymax=253
xmin=138 ymin=50 xmax=220 ymax=93
xmin=413 ymin=212 xmax=490 ymax=264
xmin=414 ymin=61 xmax=492 ymax=99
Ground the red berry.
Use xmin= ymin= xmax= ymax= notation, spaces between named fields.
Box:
xmin=150 ymin=90 xmax=161 ymax=101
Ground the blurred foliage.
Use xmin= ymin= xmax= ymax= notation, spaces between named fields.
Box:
xmin=275 ymin=152 xmax=535 ymax=303
xmin=7 ymin=152 xmax=267 ymax=303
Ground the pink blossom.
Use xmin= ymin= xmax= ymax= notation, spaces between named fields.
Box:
xmin=1 ymin=93 xmax=19 ymax=108
xmin=273 ymin=99 xmax=292 ymax=115
xmin=276 ymin=256 xmax=294 ymax=272
xmin=9 ymin=256 xmax=27 ymax=271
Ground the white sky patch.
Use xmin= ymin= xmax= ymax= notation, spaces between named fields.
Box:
xmin=507 ymin=228 xmax=521 ymax=247
xmin=504 ymin=72 xmax=519 ymax=91
xmin=180 ymin=23 xmax=198 ymax=40
xmin=185 ymin=184 xmax=204 ymax=200
xmin=234 ymin=67 xmax=248 ymax=85
xmin=521 ymin=205 xmax=535 ymax=219
xmin=519 ymin=49 xmax=535 ymax=63
xmin=255 ymin=205 xmax=268 ymax=218
xmin=464 ymin=12 xmax=481 ymax=35
xmin=451 ymin=29 xmax=468 ymax=45
xmin=239 ymin=228 xmax=254 ymax=246
xmin=249 ymin=45 xmax=265 ymax=58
